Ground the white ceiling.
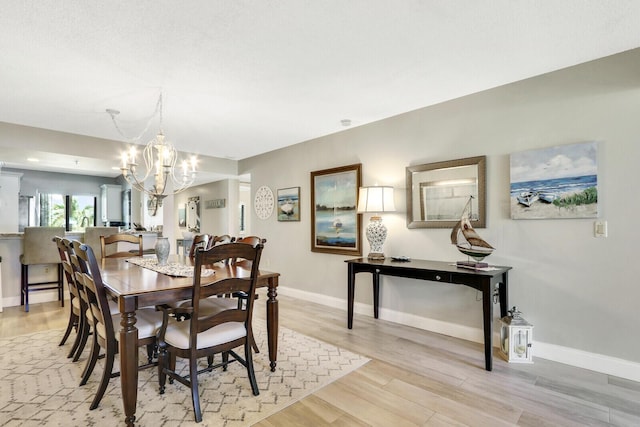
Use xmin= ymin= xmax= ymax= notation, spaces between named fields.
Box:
xmin=1 ymin=1 xmax=640 ymax=179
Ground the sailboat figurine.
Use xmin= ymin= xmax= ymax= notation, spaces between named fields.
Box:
xmin=450 ymin=196 xmax=494 ymax=268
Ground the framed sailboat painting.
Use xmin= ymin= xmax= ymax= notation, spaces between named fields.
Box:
xmin=310 ymin=163 xmax=362 ymax=255
xmin=510 ymin=141 xmax=598 ymax=219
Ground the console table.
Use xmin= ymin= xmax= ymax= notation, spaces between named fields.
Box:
xmin=345 ymin=258 xmax=512 ymax=371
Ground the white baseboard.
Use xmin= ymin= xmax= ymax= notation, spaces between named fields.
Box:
xmin=533 ymin=341 xmax=640 ymax=383
xmin=6 ymin=285 xmax=639 ymax=382
xmin=3 ymin=290 xmax=67 ymax=309
xmin=277 ymin=286 xmax=640 ymax=383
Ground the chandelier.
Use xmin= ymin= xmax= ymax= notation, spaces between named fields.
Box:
xmin=112 ymin=94 xmax=197 ymax=206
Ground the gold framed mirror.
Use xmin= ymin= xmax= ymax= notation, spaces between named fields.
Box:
xmin=406 ymin=156 xmax=486 ymax=229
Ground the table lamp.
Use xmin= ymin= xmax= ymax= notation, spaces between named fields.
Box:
xmin=357 ymin=186 xmax=395 ymax=260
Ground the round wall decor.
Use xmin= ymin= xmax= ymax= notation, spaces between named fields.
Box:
xmin=254 ymin=185 xmax=274 ymax=219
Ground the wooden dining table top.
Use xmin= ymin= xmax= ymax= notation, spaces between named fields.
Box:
xmin=99 ymin=254 xmax=279 ymax=298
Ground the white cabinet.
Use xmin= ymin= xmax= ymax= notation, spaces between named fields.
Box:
xmin=0 ymin=173 xmax=21 ymax=232
xmin=101 ymin=184 xmax=122 ymax=223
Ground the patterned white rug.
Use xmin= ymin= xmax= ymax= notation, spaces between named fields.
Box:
xmin=0 ymin=319 xmax=369 ymax=426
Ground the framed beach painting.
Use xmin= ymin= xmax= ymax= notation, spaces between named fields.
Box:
xmin=310 ymin=164 xmax=362 ymax=255
xmin=277 ymin=187 xmax=300 ymax=221
xmin=510 ymin=141 xmax=598 ymax=219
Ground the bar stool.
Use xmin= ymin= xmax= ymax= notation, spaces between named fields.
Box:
xmin=20 ymin=226 xmax=65 ymax=312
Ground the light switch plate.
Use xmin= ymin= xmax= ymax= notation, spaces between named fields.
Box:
xmin=594 ymin=220 xmax=607 ymax=238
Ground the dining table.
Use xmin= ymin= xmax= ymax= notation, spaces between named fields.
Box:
xmin=99 ymin=253 xmax=280 ymax=426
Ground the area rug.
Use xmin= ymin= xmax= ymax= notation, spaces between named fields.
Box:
xmin=0 ymin=319 xmax=369 ymax=426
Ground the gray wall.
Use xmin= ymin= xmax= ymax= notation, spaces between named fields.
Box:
xmin=172 ymin=179 xmax=238 ymax=239
xmin=240 ymin=48 xmax=640 ymax=367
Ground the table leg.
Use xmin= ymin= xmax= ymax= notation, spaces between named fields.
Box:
xmin=120 ymin=309 xmax=139 ymax=426
xmin=499 ymin=272 xmax=509 ymax=318
xmin=347 ymin=263 xmax=355 ymax=329
xmin=266 ymin=279 xmax=279 ymax=372
xmin=372 ymin=269 xmax=380 ymax=319
xmin=482 ymin=282 xmax=493 ymax=371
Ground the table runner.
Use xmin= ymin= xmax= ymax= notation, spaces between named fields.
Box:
xmin=126 ymin=257 xmax=215 ymax=278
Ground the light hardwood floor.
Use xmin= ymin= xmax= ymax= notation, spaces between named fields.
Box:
xmin=2 ymin=295 xmax=639 ymax=426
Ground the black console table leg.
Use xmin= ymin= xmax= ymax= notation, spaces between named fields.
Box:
xmin=499 ymin=272 xmax=509 ymax=318
xmin=347 ymin=263 xmax=355 ymax=329
xmin=482 ymin=283 xmax=493 ymax=371
xmin=372 ymin=270 xmax=380 ymax=319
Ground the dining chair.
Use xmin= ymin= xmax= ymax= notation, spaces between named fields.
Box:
xmin=66 ymin=239 xmax=122 ymax=368
xmin=157 ymin=241 xmax=264 ymax=423
xmin=162 ymin=234 xmax=213 ymax=318
xmin=194 ymin=236 xmax=265 ymax=356
xmin=230 ymin=236 xmax=266 ymax=263
xmin=198 ymin=236 xmax=266 ymax=329
xmin=54 ymin=236 xmax=86 ymax=359
xmin=83 ymin=226 xmax=119 ymax=258
xmin=99 ymin=233 xmax=143 ymax=259
xmin=72 ymin=240 xmax=163 ymax=410
xmin=175 ymin=234 xmax=247 ymax=319
xmin=210 ymin=234 xmax=234 ymax=246
xmin=226 ymin=236 xmax=267 ymax=307
xmin=20 ymin=226 xmax=66 ymax=312
xmin=59 ymin=238 xmax=94 ymax=362
xmin=188 ymin=234 xmax=212 ymax=258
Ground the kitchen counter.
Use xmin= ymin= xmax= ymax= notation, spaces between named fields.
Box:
xmin=0 ymin=229 xmax=160 ymax=309
xmin=0 ymin=230 xmax=159 ymax=238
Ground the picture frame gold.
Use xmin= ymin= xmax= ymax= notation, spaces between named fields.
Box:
xmin=310 ymin=163 xmax=362 ymax=255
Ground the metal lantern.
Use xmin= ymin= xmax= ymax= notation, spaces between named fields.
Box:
xmin=499 ymin=306 xmax=534 ymax=363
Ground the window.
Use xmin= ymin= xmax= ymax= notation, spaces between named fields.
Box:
xmin=70 ymin=195 xmax=96 ymax=231
xmin=39 ymin=193 xmax=65 ymax=227
xmin=38 ymin=193 xmax=96 ymax=231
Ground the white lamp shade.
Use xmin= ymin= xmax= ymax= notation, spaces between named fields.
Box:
xmin=357 ymin=186 xmax=395 ymax=213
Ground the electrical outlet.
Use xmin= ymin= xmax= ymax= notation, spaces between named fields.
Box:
xmin=44 ymin=266 xmax=50 ymax=273
xmin=594 ymin=220 xmax=607 ymax=238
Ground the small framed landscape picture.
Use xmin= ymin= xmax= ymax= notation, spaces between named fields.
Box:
xmin=277 ymin=187 xmax=300 ymax=221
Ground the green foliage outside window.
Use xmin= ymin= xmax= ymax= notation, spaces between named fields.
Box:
xmin=70 ymin=195 xmax=95 ymax=231
xmin=39 ymin=193 xmax=95 ymax=230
